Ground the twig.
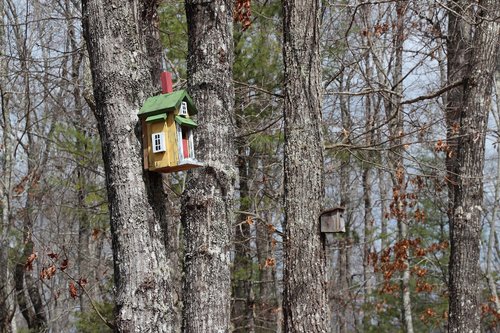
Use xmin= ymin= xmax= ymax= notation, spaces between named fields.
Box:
xmin=400 ymin=79 xmax=465 ymax=105
xmin=233 ymin=80 xmax=283 ymax=98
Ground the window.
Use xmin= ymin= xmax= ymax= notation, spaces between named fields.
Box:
xmin=177 ymin=125 xmax=195 ymax=161
xmin=152 ymin=132 xmax=166 ymax=153
xmin=179 ymin=101 xmax=188 ymax=116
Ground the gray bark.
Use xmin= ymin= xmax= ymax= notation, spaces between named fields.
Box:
xmin=487 ymin=74 xmax=500 ymax=315
xmin=64 ymin=0 xmax=93 ymax=312
xmin=182 ymin=1 xmax=236 ymax=332
xmin=390 ymin=2 xmax=413 ymax=332
xmin=255 ymin=206 xmax=279 ymax=332
xmin=164 ymin=186 xmax=182 ymax=333
xmin=446 ymin=0 xmax=500 ymax=332
xmin=232 ymin=142 xmax=255 ymax=332
xmin=282 ymin=0 xmax=330 ymax=332
xmin=360 ymin=16 xmax=375 ymax=325
xmin=81 ymin=0 xmax=174 ymax=331
xmin=0 ymin=0 xmax=15 ymax=330
xmin=446 ymin=0 xmax=473 ymax=191
xmin=368 ymin=1 xmax=414 ymax=330
xmin=334 ymin=73 xmax=352 ymax=333
xmin=10 ymin=1 xmax=48 ymax=325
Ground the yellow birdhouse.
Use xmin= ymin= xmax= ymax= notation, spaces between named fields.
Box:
xmin=138 ymin=72 xmax=202 ymax=173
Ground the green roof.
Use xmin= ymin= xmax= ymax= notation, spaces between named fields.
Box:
xmin=175 ymin=116 xmax=198 ymax=128
xmin=145 ymin=113 xmax=167 ymax=123
xmin=138 ymin=90 xmax=197 ymax=117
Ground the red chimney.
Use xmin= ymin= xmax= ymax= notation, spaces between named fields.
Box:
xmin=161 ymin=71 xmax=173 ymax=94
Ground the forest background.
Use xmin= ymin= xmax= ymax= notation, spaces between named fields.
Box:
xmin=0 ymin=0 xmax=499 ymax=332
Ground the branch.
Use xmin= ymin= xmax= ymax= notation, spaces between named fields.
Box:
xmin=233 ymin=80 xmax=283 ymax=98
xmin=400 ymin=79 xmax=465 ymax=105
xmin=236 ymin=116 xmax=283 ymax=139
xmin=325 ymin=88 xmax=402 ymax=97
xmin=55 ymin=262 xmax=115 ymax=330
xmin=77 ymin=279 xmax=115 ymax=330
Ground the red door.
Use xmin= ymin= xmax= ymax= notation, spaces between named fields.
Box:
xmin=182 ymin=128 xmax=189 ymax=159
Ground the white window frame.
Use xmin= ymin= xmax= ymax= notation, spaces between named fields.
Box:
xmin=176 ymin=125 xmax=184 ymax=161
xmin=177 ymin=125 xmax=195 ymax=161
xmin=179 ymin=101 xmax=188 ymax=116
xmin=152 ymin=132 xmax=166 ymax=153
xmin=188 ymin=128 xmax=195 ymax=159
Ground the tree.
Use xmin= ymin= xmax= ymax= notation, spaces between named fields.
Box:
xmin=446 ymin=0 xmax=500 ymax=331
xmin=0 ymin=0 xmax=15 ymax=331
xmin=81 ymin=0 xmax=174 ymax=331
xmin=181 ymin=0 xmax=236 ymax=332
xmin=231 ymin=2 xmax=283 ymax=330
xmin=389 ymin=2 xmax=414 ymax=331
xmin=281 ymin=0 xmax=330 ymax=332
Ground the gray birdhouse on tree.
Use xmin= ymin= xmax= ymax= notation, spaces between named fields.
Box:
xmin=320 ymin=207 xmax=346 ymax=233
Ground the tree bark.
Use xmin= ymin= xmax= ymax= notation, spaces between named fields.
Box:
xmin=334 ymin=73 xmax=353 ymax=333
xmin=447 ymin=0 xmax=500 ymax=332
xmin=81 ymin=0 xmax=174 ymax=331
xmin=446 ymin=0 xmax=473 ymax=192
xmin=282 ymin=0 xmax=330 ymax=332
xmin=0 ymin=1 xmax=15 ymax=330
xmin=255 ymin=202 xmax=279 ymax=332
xmin=10 ymin=2 xmax=48 ymax=326
xmin=360 ymin=16 xmax=375 ymax=325
xmin=65 ymin=0 xmax=94 ymax=312
xmin=182 ymin=1 xmax=236 ymax=332
xmin=487 ymin=73 xmax=500 ymax=315
xmin=390 ymin=2 xmax=413 ymax=332
xmin=232 ymin=141 xmax=255 ymax=332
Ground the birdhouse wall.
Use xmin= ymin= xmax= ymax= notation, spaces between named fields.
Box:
xmin=146 ymin=113 xmax=179 ymax=170
xmin=320 ymin=211 xmax=346 ymax=233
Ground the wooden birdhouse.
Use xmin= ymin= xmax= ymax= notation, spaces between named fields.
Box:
xmin=320 ymin=207 xmax=346 ymax=233
xmin=138 ymin=72 xmax=202 ymax=173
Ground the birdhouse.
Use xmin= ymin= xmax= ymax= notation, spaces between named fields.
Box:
xmin=320 ymin=207 xmax=346 ymax=233
xmin=138 ymin=71 xmax=202 ymax=173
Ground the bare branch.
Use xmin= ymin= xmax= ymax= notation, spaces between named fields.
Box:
xmin=400 ymin=79 xmax=465 ymax=105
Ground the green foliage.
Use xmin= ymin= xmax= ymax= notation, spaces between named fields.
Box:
xmin=52 ymin=122 xmax=102 ymax=168
xmin=232 ymin=260 xmax=259 ymax=282
xmin=75 ymin=302 xmax=114 ymax=333
xmin=249 ymin=132 xmax=283 ymax=153
xmin=50 ymin=121 xmax=109 ymax=230
xmin=233 ymin=0 xmax=282 ymax=89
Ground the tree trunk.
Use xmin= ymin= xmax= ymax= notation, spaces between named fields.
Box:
xmin=0 ymin=1 xmax=15 ymax=329
xmin=487 ymin=73 xmax=500 ymax=315
xmin=14 ymin=195 xmax=47 ymax=332
xmin=447 ymin=1 xmax=500 ymax=331
xmin=446 ymin=0 xmax=473 ymax=193
xmin=486 ymin=129 xmax=500 ymax=315
xmin=81 ymin=0 xmax=175 ymax=331
xmin=66 ymin=4 xmax=93 ymax=312
xmin=11 ymin=5 xmax=48 ymax=326
xmin=391 ymin=2 xmax=413 ymax=332
xmin=255 ymin=204 xmax=279 ymax=332
xmin=335 ymin=73 xmax=352 ymax=333
xmin=232 ymin=141 xmax=256 ymax=332
xmin=360 ymin=18 xmax=375 ymax=326
xmin=164 ymin=187 xmax=182 ymax=333
xmin=182 ymin=1 xmax=236 ymax=332
xmin=281 ymin=0 xmax=330 ymax=332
